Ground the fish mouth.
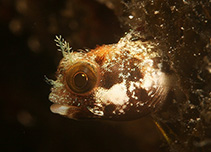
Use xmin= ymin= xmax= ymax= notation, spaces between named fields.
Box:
xmin=50 ymin=104 xmax=101 ymax=120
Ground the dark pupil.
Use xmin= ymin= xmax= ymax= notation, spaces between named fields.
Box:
xmin=73 ymin=72 xmax=88 ymax=88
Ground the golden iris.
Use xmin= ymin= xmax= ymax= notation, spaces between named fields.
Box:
xmin=65 ymin=62 xmax=97 ymax=94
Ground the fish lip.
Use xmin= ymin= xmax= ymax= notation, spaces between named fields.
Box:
xmin=50 ymin=104 xmax=74 ymax=115
xmin=50 ymin=103 xmax=100 ymax=120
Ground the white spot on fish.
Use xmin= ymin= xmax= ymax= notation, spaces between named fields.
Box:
xmin=94 ymin=80 xmax=129 ymax=105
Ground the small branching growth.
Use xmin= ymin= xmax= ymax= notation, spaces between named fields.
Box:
xmin=54 ymin=35 xmax=72 ymax=56
xmin=44 ymin=75 xmax=55 ymax=86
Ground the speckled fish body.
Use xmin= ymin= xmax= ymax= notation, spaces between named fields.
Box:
xmin=49 ymin=34 xmax=174 ymax=120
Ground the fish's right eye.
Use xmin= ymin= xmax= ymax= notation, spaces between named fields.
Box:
xmin=65 ymin=62 xmax=98 ymax=95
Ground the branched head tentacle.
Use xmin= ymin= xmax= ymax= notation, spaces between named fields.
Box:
xmin=54 ymin=35 xmax=72 ymax=57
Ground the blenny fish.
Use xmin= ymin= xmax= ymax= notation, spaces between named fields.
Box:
xmin=48 ymin=33 xmax=176 ymax=120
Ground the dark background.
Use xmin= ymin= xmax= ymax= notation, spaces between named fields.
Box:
xmin=0 ymin=0 xmax=167 ymax=152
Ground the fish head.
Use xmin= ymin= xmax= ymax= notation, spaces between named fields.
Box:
xmin=49 ymin=36 xmax=172 ymax=120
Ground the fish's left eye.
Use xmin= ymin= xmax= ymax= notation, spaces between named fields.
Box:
xmin=65 ymin=62 xmax=98 ymax=95
xmin=73 ymin=72 xmax=88 ymax=89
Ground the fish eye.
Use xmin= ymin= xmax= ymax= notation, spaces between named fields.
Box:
xmin=65 ymin=62 xmax=98 ymax=94
xmin=73 ymin=72 xmax=88 ymax=88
